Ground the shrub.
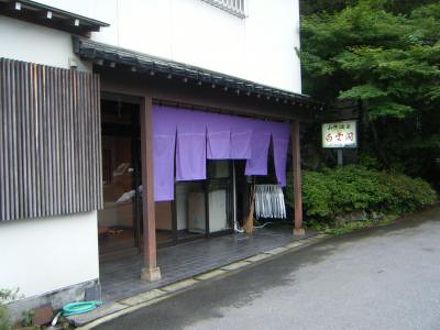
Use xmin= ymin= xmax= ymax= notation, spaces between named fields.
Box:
xmin=0 ymin=289 xmax=18 ymax=330
xmin=379 ymin=172 xmax=438 ymax=214
xmin=0 ymin=306 xmax=9 ymax=330
xmin=286 ymin=165 xmax=437 ymax=223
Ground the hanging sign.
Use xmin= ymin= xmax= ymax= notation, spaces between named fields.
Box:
xmin=322 ymin=120 xmax=357 ymax=148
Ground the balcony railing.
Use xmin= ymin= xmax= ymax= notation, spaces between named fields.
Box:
xmin=201 ymin=0 xmax=246 ymax=18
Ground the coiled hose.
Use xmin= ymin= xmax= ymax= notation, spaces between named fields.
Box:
xmin=62 ymin=301 xmax=102 ymax=316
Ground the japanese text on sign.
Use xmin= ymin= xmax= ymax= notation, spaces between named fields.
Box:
xmin=322 ymin=120 xmax=357 ymax=148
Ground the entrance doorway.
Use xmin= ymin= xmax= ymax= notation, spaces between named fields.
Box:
xmin=98 ymin=98 xmax=238 ymax=259
xmin=156 ymin=161 xmax=233 ymax=245
xmin=150 ymin=160 xmax=235 ymax=246
xmin=98 ymin=96 xmax=177 ymax=258
xmin=174 ymin=160 xmax=234 ymax=241
xmin=98 ymin=99 xmax=142 ymax=258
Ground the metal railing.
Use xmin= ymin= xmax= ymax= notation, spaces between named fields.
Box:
xmin=201 ymin=0 xmax=246 ymax=18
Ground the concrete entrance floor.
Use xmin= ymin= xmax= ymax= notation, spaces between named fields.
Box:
xmin=100 ymin=224 xmax=315 ymax=302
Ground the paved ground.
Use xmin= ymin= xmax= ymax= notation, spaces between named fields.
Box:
xmin=100 ymin=224 xmax=314 ymax=302
xmin=96 ymin=206 xmax=440 ymax=330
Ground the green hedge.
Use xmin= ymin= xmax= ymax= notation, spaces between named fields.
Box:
xmin=286 ymin=165 xmax=437 ymax=222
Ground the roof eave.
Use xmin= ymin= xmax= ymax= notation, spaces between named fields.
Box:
xmin=73 ymin=37 xmax=325 ymax=112
xmin=0 ymin=0 xmax=109 ymax=34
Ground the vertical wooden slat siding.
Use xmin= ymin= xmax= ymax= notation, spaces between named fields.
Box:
xmin=35 ymin=64 xmax=41 ymax=218
xmin=53 ymin=68 xmax=60 ymax=215
xmin=62 ymin=68 xmax=70 ymax=214
xmin=83 ymin=73 xmax=89 ymax=211
xmin=86 ymin=73 xmax=93 ymax=211
xmin=41 ymin=66 xmax=48 ymax=216
xmin=31 ymin=64 xmax=38 ymax=218
xmin=0 ymin=60 xmax=6 ymax=219
xmin=61 ymin=68 xmax=68 ymax=214
xmin=95 ymin=77 xmax=103 ymax=211
xmin=72 ymin=72 xmax=78 ymax=213
xmin=0 ymin=58 xmax=103 ymax=222
xmin=27 ymin=64 xmax=34 ymax=217
xmin=9 ymin=59 xmax=14 ymax=219
xmin=69 ymin=69 xmax=76 ymax=213
xmin=47 ymin=67 xmax=54 ymax=215
xmin=67 ymin=70 xmax=72 ymax=212
xmin=16 ymin=62 xmax=24 ymax=219
xmin=78 ymin=72 xmax=84 ymax=211
xmin=0 ymin=61 xmax=4 ymax=219
xmin=4 ymin=60 xmax=12 ymax=220
xmin=0 ymin=61 xmax=6 ymax=219
xmin=37 ymin=64 xmax=44 ymax=217
xmin=81 ymin=73 xmax=88 ymax=211
xmin=21 ymin=61 xmax=29 ymax=218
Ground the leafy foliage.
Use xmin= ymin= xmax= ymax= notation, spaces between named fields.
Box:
xmin=300 ymin=0 xmax=440 ymax=189
xmin=307 ymin=214 xmax=399 ymax=236
xmin=301 ymin=1 xmax=440 ymax=115
xmin=338 ymin=84 xmax=387 ymax=100
xmin=300 ymin=0 xmax=439 ymax=16
xmin=0 ymin=289 xmax=18 ymax=330
xmin=285 ymin=166 xmax=437 ymax=222
xmin=0 ymin=307 xmax=9 ymax=330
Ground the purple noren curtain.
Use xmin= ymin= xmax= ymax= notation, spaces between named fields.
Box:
xmin=271 ymin=123 xmax=290 ymax=186
xmin=175 ymin=111 xmax=207 ymax=181
xmin=153 ymin=106 xmax=291 ymax=201
xmin=245 ymin=127 xmax=272 ymax=176
xmin=273 ymin=137 xmax=289 ymax=186
xmin=152 ymin=106 xmax=177 ymax=201
xmin=207 ymin=116 xmax=231 ymax=159
xmin=230 ymin=129 xmax=252 ymax=159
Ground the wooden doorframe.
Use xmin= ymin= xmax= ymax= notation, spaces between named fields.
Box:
xmin=98 ymin=93 xmax=161 ymax=281
xmin=292 ymin=120 xmax=305 ymax=235
xmin=139 ymin=95 xmax=161 ymax=281
xmin=99 ymin=97 xmax=142 ymax=260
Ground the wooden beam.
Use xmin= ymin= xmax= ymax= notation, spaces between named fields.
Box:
xmin=98 ymin=70 xmax=314 ymax=122
xmin=292 ymin=120 xmax=305 ymax=236
xmin=140 ymin=95 xmax=161 ymax=281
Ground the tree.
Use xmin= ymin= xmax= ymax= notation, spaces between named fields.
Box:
xmin=300 ymin=0 xmax=440 ymax=189
xmin=299 ymin=0 xmax=356 ymax=15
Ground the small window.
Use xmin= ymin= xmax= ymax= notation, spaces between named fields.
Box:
xmin=201 ymin=0 xmax=246 ymax=18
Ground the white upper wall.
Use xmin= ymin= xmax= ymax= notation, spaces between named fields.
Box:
xmin=0 ymin=16 xmax=90 ymax=71
xmin=35 ymin=0 xmax=302 ymax=93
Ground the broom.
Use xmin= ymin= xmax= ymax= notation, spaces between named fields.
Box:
xmin=243 ymin=179 xmax=256 ymax=234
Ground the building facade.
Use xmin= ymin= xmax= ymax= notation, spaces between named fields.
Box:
xmin=0 ymin=0 xmax=318 ymax=318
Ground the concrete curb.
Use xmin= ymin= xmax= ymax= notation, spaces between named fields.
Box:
xmin=76 ymin=233 xmax=330 ymax=330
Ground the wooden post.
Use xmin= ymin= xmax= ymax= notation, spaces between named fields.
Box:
xmin=140 ymin=95 xmax=161 ymax=281
xmin=292 ymin=120 xmax=305 ymax=236
xmin=337 ymin=149 xmax=343 ymax=166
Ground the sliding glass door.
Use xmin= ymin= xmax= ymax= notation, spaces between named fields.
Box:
xmin=98 ymin=100 xmax=141 ymax=257
xmin=206 ymin=160 xmax=233 ymax=234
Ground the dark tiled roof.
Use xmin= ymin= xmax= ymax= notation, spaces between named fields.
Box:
xmin=73 ymin=37 xmax=323 ymax=110
xmin=0 ymin=0 xmax=109 ymax=34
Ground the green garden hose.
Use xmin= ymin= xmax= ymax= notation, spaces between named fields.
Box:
xmin=62 ymin=301 xmax=102 ymax=316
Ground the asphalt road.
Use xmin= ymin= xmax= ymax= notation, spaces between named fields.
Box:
xmin=97 ymin=206 xmax=440 ymax=330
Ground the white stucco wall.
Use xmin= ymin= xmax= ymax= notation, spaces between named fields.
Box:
xmin=35 ymin=0 xmax=302 ymax=93
xmin=0 ymin=15 xmax=90 ymax=71
xmin=0 ymin=212 xmax=99 ymax=298
xmin=0 ymin=16 xmax=98 ymax=299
